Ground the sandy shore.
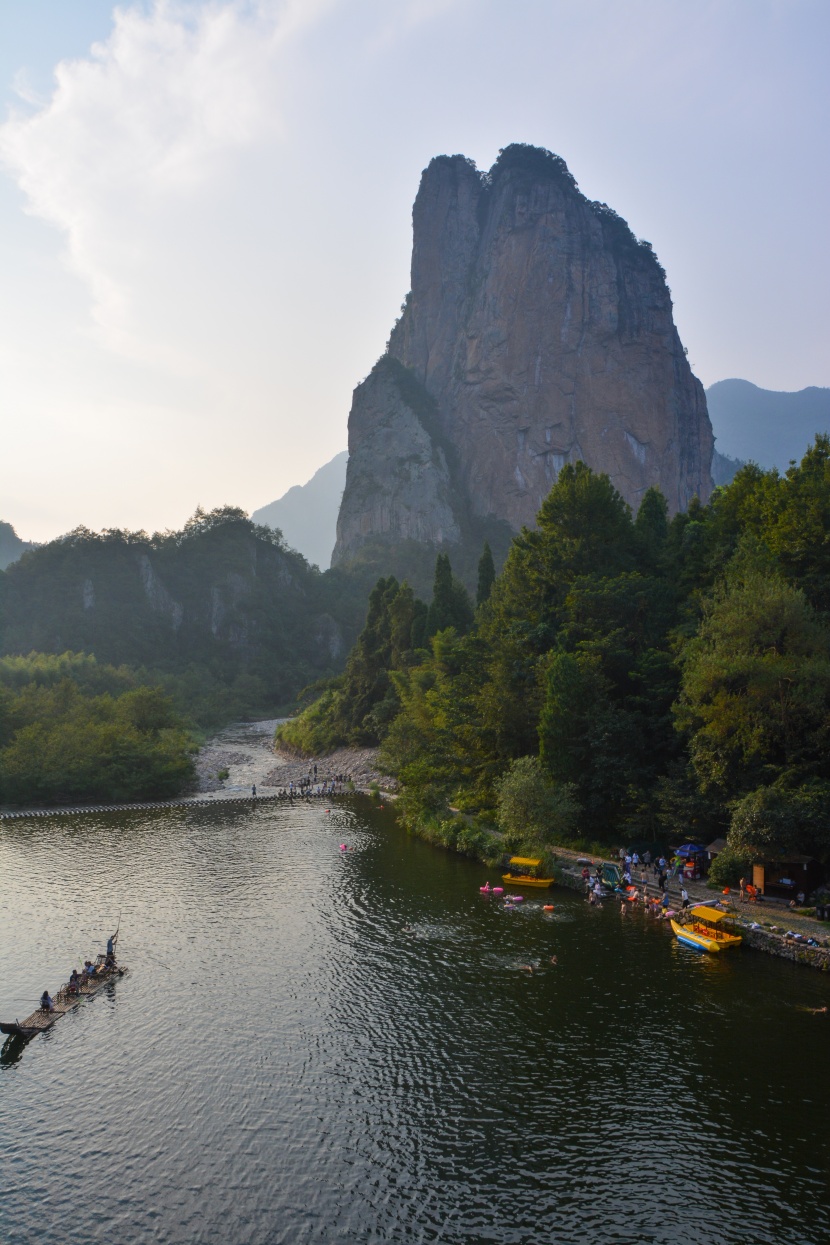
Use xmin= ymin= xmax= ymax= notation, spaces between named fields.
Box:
xmin=194 ymin=720 xmax=397 ymax=798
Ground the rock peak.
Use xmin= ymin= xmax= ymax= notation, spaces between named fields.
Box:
xmin=333 ymin=145 xmax=713 ymax=567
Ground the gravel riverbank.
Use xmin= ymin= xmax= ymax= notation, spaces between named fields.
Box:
xmin=195 ymin=720 xmax=397 ymax=797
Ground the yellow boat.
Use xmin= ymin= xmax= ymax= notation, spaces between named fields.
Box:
xmin=501 ymin=856 xmax=554 ymax=889
xmin=671 ymin=905 xmax=742 ymax=953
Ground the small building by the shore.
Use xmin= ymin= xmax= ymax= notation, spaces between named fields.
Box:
xmin=706 ymin=838 xmax=727 ymax=864
xmin=751 ymin=854 xmax=824 ymax=900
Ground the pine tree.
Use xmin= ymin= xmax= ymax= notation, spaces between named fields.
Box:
xmin=476 ymin=542 xmax=495 ymax=605
xmin=635 ymin=487 xmax=669 ymax=572
xmin=426 ymin=553 xmax=473 ymax=637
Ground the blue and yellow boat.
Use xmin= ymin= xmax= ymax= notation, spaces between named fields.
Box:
xmin=671 ymin=905 xmax=742 ymax=953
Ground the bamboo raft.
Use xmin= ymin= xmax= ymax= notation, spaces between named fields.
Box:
xmin=0 ymin=958 xmax=128 ymax=1041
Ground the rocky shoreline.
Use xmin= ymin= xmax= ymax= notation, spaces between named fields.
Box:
xmin=194 ymin=719 xmax=397 ymax=798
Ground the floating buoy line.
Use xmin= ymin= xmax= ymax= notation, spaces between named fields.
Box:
xmin=0 ymin=792 xmax=341 ymax=821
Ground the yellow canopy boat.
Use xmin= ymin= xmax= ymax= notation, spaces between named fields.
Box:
xmin=671 ymin=905 xmax=742 ymax=953
xmin=501 ymin=856 xmax=554 ymax=888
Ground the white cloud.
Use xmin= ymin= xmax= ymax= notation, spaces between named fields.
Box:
xmin=0 ymin=0 xmax=331 ymax=349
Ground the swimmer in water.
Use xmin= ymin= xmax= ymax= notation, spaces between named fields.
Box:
xmin=550 ymin=955 xmax=558 ymax=965
xmin=797 ymin=1004 xmax=828 ymax=1014
xmin=519 ymin=964 xmax=534 ymax=974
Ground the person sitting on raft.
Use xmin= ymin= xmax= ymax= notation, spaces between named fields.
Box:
xmin=68 ymin=968 xmax=81 ymax=994
xmin=84 ymin=960 xmax=97 ymax=979
xmin=40 ymin=990 xmax=54 ymax=1012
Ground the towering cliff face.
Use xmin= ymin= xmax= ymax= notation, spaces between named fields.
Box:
xmin=333 ymin=145 xmax=713 ymax=565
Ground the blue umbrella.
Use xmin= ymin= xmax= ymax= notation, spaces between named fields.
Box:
xmin=676 ymin=844 xmax=705 ymax=857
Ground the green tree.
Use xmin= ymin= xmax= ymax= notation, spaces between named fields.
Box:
xmin=635 ymin=487 xmax=669 ymax=573
xmin=476 ymin=542 xmax=496 ymax=605
xmin=727 ymin=781 xmax=830 ymax=861
xmin=382 ymin=629 xmax=493 ymax=809
xmin=494 ymin=755 xmax=579 ymax=848
xmin=277 ymin=576 xmax=429 ymax=750
xmin=677 ymin=565 xmax=830 ymax=800
xmin=426 ymin=553 xmax=473 ymax=637
xmin=327 ymin=576 xmax=403 ymax=745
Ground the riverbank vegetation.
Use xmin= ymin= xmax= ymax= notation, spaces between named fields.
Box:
xmin=0 ymin=653 xmax=195 ymax=806
xmin=279 ymin=439 xmax=830 ymax=875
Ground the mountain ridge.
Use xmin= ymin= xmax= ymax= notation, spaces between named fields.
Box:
xmin=706 ymin=379 xmax=830 ymax=471
xmin=252 ymin=451 xmax=347 ymax=570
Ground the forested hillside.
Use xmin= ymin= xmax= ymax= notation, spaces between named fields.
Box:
xmin=281 ymin=440 xmax=830 ymax=877
xmin=0 ymin=506 xmax=368 ymax=727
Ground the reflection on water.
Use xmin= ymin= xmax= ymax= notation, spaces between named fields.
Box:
xmin=1 ymin=798 xmax=828 ymax=1245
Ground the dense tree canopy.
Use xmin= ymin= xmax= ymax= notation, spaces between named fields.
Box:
xmin=279 ymin=441 xmax=830 ymax=871
xmin=0 ymin=654 xmax=194 ymax=805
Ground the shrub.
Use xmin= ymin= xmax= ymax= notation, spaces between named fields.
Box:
xmin=708 ymin=845 xmax=754 ymax=889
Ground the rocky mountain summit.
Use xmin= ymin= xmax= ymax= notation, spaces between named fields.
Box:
xmin=334 ymin=144 xmax=713 ymax=566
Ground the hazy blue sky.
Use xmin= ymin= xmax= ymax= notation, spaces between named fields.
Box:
xmin=1 ymin=0 xmax=828 ymax=541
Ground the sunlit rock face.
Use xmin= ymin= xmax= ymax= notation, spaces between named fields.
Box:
xmin=333 ymin=144 xmax=713 ymax=565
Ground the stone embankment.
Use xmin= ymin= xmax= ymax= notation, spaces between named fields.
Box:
xmin=552 ymin=846 xmax=830 ymax=972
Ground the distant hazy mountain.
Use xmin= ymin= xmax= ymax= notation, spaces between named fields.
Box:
xmin=0 ymin=521 xmax=35 ymax=571
xmin=706 ymin=379 xmax=830 ymax=471
xmin=252 ymin=451 xmax=348 ymax=570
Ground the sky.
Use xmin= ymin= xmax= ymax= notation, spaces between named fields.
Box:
xmin=0 ymin=0 xmax=828 ymax=543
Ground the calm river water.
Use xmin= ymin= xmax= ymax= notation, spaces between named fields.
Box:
xmin=1 ymin=797 xmax=829 ymax=1244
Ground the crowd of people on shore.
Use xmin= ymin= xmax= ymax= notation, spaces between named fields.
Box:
xmin=258 ymin=767 xmax=353 ymax=801
xmin=581 ymin=851 xmax=693 ymax=918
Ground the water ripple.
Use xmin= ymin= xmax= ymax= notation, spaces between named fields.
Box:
xmin=1 ymin=798 xmax=829 ymax=1244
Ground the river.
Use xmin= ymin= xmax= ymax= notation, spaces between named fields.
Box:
xmin=1 ymin=795 xmax=828 ymax=1244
